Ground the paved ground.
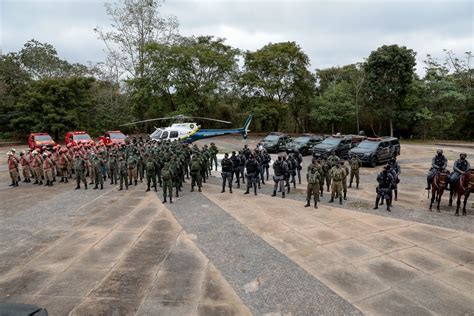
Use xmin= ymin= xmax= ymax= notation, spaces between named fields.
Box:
xmin=0 ymin=138 xmax=473 ymax=315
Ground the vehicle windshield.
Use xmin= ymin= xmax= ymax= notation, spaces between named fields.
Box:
xmin=293 ymin=137 xmax=310 ymax=144
xmin=35 ymin=135 xmax=53 ymax=141
xmin=263 ymin=135 xmax=279 ymax=142
xmin=151 ymin=130 xmax=162 ymax=139
xmin=73 ymin=134 xmax=91 ymax=140
xmin=109 ymin=132 xmax=126 ymax=139
xmin=356 ymin=141 xmax=379 ymax=149
xmin=321 ymin=138 xmax=340 ymax=145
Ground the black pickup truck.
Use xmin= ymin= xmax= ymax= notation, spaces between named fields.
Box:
xmin=349 ymin=137 xmax=400 ymax=167
xmin=312 ymin=136 xmax=353 ymax=159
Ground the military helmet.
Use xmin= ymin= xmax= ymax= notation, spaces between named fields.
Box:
xmin=436 ymin=149 xmax=443 ymax=155
xmin=460 ymin=152 xmax=467 ymax=158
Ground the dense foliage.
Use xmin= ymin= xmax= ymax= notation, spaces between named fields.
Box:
xmin=1 ymin=0 xmax=472 ymax=141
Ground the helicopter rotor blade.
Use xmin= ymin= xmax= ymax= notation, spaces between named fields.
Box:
xmin=119 ymin=117 xmax=176 ymax=126
xmin=184 ymin=116 xmax=232 ymax=124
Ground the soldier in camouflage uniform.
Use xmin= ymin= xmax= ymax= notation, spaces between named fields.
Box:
xmin=349 ymin=154 xmax=362 ymax=189
xmin=341 ymin=159 xmax=350 ymax=200
xmin=145 ymin=153 xmax=157 ymax=192
xmin=209 ymin=142 xmax=218 ymax=171
xmin=118 ymin=156 xmax=128 ymax=191
xmin=74 ymin=153 xmax=87 ymax=190
xmin=190 ymin=154 xmax=202 ymax=192
xmin=305 ymin=163 xmax=321 ymax=208
xmin=108 ymin=152 xmax=118 ymax=185
xmin=92 ymin=154 xmax=104 ymax=190
xmin=161 ymin=162 xmax=173 ymax=203
xmin=127 ymin=153 xmax=138 ymax=186
xmin=329 ymin=161 xmax=346 ymax=205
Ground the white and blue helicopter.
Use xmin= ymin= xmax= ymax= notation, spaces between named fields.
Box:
xmin=120 ymin=114 xmax=252 ymax=143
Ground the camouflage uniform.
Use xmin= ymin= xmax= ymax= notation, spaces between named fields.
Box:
xmin=305 ymin=165 xmax=321 ymax=208
xmin=330 ymin=165 xmax=346 ymax=205
xmin=349 ymin=156 xmax=362 ymax=188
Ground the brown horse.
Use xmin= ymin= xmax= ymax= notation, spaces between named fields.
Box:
xmin=429 ymin=170 xmax=450 ymax=211
xmin=449 ymin=169 xmax=474 ymax=216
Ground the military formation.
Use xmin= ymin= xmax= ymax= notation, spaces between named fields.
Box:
xmin=9 ymin=137 xmax=471 ymax=215
xmin=6 ymin=139 xmax=219 ymax=204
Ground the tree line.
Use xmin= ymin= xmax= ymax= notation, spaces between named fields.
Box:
xmin=1 ymin=0 xmax=472 ymax=141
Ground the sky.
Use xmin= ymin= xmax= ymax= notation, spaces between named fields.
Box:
xmin=1 ymin=0 xmax=473 ymax=76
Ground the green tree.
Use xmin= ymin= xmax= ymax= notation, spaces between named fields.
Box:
xmin=365 ymin=45 xmax=417 ymax=136
xmin=312 ymin=82 xmax=355 ymax=134
xmin=11 ymin=77 xmax=95 ymax=139
xmin=241 ymin=41 xmax=313 ymax=131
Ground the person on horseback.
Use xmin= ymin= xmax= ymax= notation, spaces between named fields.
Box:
xmin=426 ymin=149 xmax=447 ymax=190
xmin=449 ymin=153 xmax=470 ymax=187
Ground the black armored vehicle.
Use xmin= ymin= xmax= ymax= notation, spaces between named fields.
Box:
xmin=349 ymin=137 xmax=400 ymax=167
xmin=261 ymin=132 xmax=292 ymax=153
xmin=285 ymin=134 xmax=324 ymax=156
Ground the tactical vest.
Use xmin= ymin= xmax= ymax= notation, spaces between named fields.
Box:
xmin=308 ymin=171 xmax=320 ymax=184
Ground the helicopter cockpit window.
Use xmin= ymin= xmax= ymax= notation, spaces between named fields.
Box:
xmin=160 ymin=131 xmax=168 ymax=139
xmin=170 ymin=131 xmax=178 ymax=138
xmin=152 ymin=130 xmax=162 ymax=139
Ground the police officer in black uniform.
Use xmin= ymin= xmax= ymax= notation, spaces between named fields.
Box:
xmin=245 ymin=154 xmax=259 ymax=195
xmin=426 ymin=149 xmax=448 ymax=190
xmin=449 ymin=153 xmax=470 ymax=187
xmin=221 ymin=153 xmax=234 ymax=193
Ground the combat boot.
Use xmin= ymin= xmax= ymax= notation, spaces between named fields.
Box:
xmin=13 ymin=181 xmax=18 ymax=187
xmin=254 ymin=186 xmax=257 ymax=195
xmin=85 ymin=183 xmax=88 ymax=190
xmin=314 ymin=199 xmax=318 ymax=209
xmin=349 ymin=182 xmax=352 ymax=188
xmin=129 ymin=180 xmax=132 ymax=185
xmin=373 ymin=197 xmax=379 ymax=210
xmin=154 ymin=186 xmax=157 ymax=192
xmin=229 ymin=187 xmax=232 ymax=193
xmin=45 ymin=180 xmax=50 ymax=186
xmin=343 ymin=192 xmax=347 ymax=200
xmin=271 ymin=191 xmax=276 ymax=197
xmin=244 ymin=188 xmax=250 ymax=194
xmin=33 ymin=180 xmax=38 ymax=184
xmin=100 ymin=183 xmax=103 ymax=190
xmin=356 ymin=183 xmax=359 ymax=189
xmin=198 ymin=187 xmax=202 ymax=192
xmin=304 ymin=200 xmax=310 ymax=207
xmin=162 ymin=198 xmax=167 ymax=204
xmin=119 ymin=186 xmax=123 ymax=191
xmin=329 ymin=197 xmax=334 ymax=203
xmin=75 ymin=185 xmax=80 ymax=190
xmin=49 ymin=180 xmax=53 ymax=186
xmin=191 ymin=186 xmax=194 ymax=192
xmin=146 ymin=185 xmax=150 ymax=192
xmin=282 ymin=192 xmax=285 ymax=198
xmin=134 ymin=180 xmax=137 ymax=186
xmin=65 ymin=177 xmax=68 ymax=183
xmin=9 ymin=181 xmax=14 ymax=186
xmin=93 ymin=184 xmax=98 ymax=190
xmin=170 ymin=196 xmax=173 ymax=204
xmin=339 ymin=196 xmax=343 ymax=205
xmin=39 ymin=180 xmax=43 ymax=185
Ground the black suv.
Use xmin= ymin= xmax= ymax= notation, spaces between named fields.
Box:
xmin=261 ymin=132 xmax=292 ymax=153
xmin=349 ymin=137 xmax=397 ymax=167
xmin=285 ymin=134 xmax=324 ymax=156
xmin=312 ymin=136 xmax=353 ymax=159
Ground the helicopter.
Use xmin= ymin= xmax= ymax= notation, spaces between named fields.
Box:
xmin=120 ymin=114 xmax=253 ymax=143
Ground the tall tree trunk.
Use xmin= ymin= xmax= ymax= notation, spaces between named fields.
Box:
xmin=331 ymin=122 xmax=335 ymax=134
xmin=389 ymin=118 xmax=394 ymax=137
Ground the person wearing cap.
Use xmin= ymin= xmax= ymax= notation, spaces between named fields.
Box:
xmin=57 ymin=149 xmax=68 ymax=183
xmin=42 ymin=152 xmax=54 ymax=186
xmin=19 ymin=151 xmax=32 ymax=183
xmin=7 ymin=152 xmax=19 ymax=187
xmin=221 ymin=153 xmax=234 ymax=193
xmin=426 ymin=149 xmax=448 ymax=190
xmin=305 ymin=161 xmax=322 ymax=208
xmin=161 ymin=162 xmax=174 ymax=203
xmin=327 ymin=150 xmax=340 ymax=169
xmin=117 ymin=155 xmax=128 ymax=191
xmin=209 ymin=142 xmax=219 ymax=171
xmin=374 ymin=165 xmax=394 ymax=212
xmin=230 ymin=151 xmax=241 ymax=188
xmin=74 ymin=153 xmax=87 ymax=190
xmin=271 ymin=155 xmax=287 ymax=198
xmin=329 ymin=160 xmax=346 ymax=205
xmin=449 ymin=153 xmax=470 ymax=187
xmin=31 ymin=150 xmax=43 ymax=185
xmin=341 ymin=159 xmax=350 ymax=200
xmin=244 ymin=153 xmax=259 ymax=195
xmin=190 ymin=154 xmax=202 ymax=192
xmin=348 ymin=154 xmax=362 ymax=189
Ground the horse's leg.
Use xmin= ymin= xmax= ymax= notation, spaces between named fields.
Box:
xmin=462 ymin=192 xmax=469 ymax=215
xmin=449 ymin=188 xmax=453 ymax=207
xmin=437 ymin=190 xmax=442 ymax=212
xmin=430 ymin=189 xmax=435 ymax=210
xmin=455 ymin=195 xmax=461 ymax=216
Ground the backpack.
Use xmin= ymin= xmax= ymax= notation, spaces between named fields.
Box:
xmin=191 ymin=160 xmax=201 ymax=172
xmin=308 ymin=171 xmax=319 ymax=184
xmin=162 ymin=168 xmax=172 ymax=181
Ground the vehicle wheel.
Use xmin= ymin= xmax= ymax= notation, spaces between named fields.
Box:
xmin=370 ymin=156 xmax=378 ymax=168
